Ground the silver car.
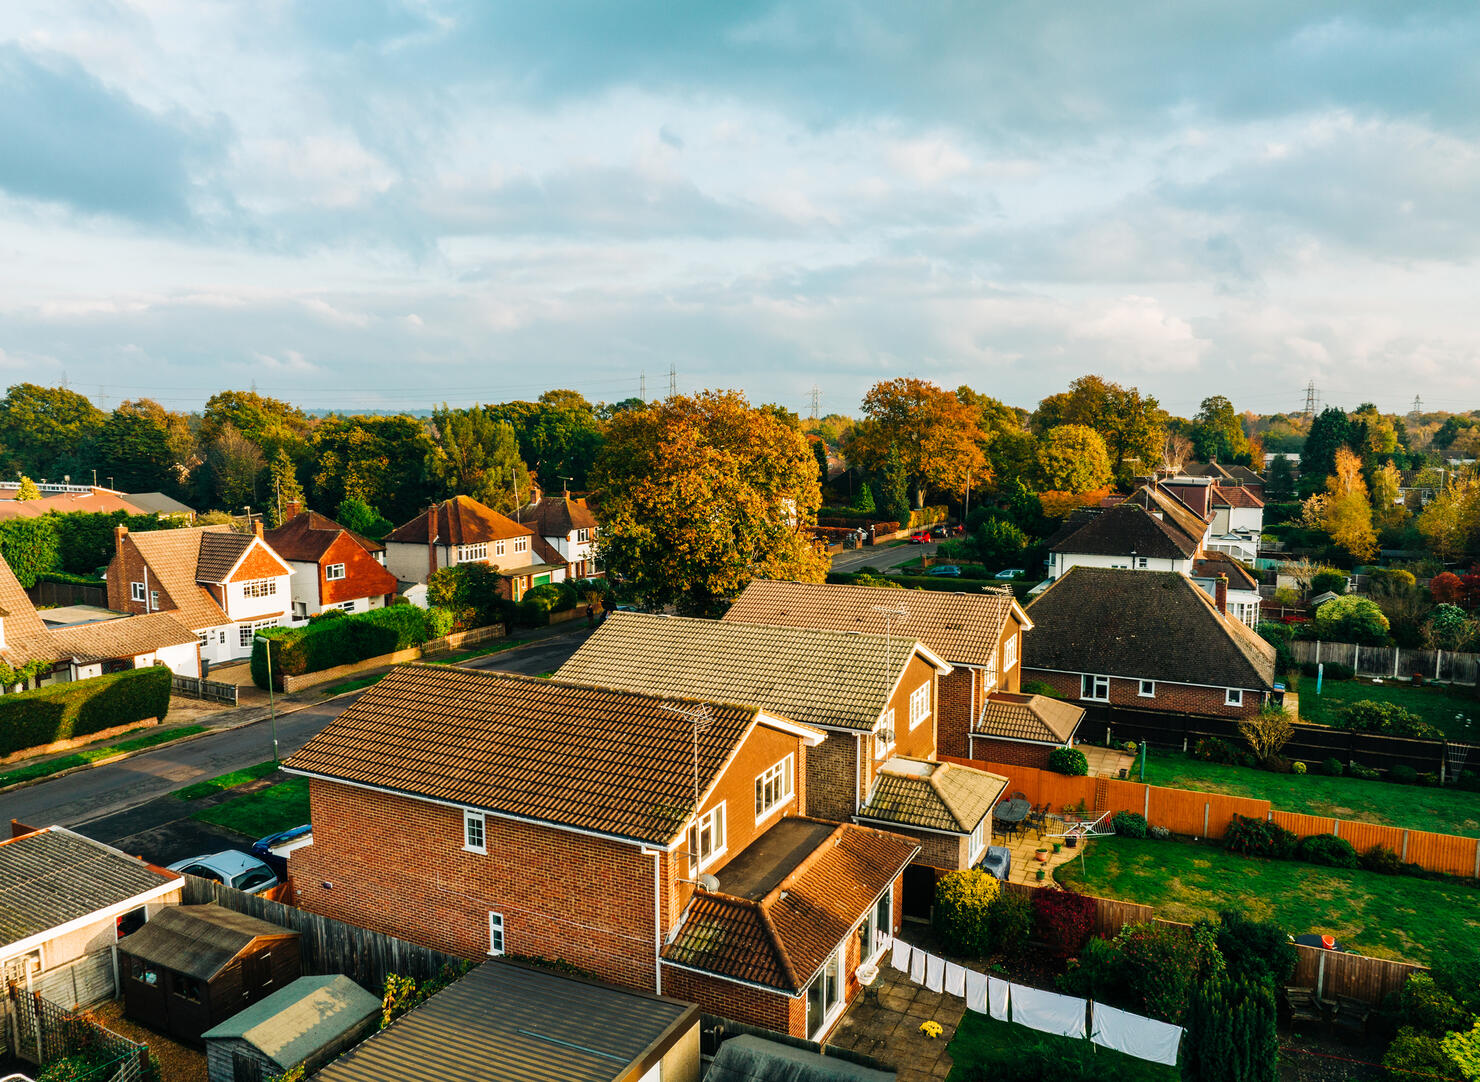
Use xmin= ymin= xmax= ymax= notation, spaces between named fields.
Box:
xmin=168 ymin=850 xmax=279 ymax=895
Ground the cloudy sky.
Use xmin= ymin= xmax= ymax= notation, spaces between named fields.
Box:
xmin=1 ymin=2 xmax=1477 ymax=418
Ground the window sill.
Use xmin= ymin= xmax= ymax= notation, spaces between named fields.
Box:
xmin=754 ymin=799 xmax=791 ymax=830
xmin=909 ymin=713 xmax=930 ymax=731
xmin=1137 ymin=692 xmax=1155 ymax=699
xmin=463 ymin=845 xmax=487 ymax=856
xmin=695 ymin=847 xmax=727 ymax=874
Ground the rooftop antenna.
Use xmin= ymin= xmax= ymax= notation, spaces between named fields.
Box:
xmin=660 ymin=701 xmax=719 ymax=891
xmin=558 ymin=474 xmax=572 ymax=497
xmin=871 ymin=604 xmax=908 ymax=747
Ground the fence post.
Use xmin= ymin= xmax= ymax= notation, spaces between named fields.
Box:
xmin=1317 ymin=953 xmax=1326 ymax=998
xmin=1316 ymin=640 xmax=1321 ymax=666
xmin=1474 ymin=840 xmax=1479 ymax=881
xmin=1203 ymin=802 xmax=1209 ymax=839
xmin=1401 ymin=831 xmax=1409 ymax=861
xmin=1393 ymin=650 xmax=1399 ymax=678
xmin=1143 ymin=785 xmax=1150 ymax=819
xmin=1332 ymin=820 xmax=1340 ymax=839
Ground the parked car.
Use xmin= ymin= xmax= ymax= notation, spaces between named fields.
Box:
xmin=928 ymin=565 xmax=962 ymax=577
xmin=994 ymin=568 xmax=1024 ymax=580
xmin=907 ymin=532 xmax=932 ymax=544
xmin=168 ymin=851 xmax=279 ymax=895
xmin=250 ymin=824 xmax=312 ymax=879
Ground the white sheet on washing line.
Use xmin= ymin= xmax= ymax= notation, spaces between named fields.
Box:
xmin=1010 ymin=983 xmax=1086 ymax=1039
xmin=1092 ymin=1002 xmax=1184 ymax=1067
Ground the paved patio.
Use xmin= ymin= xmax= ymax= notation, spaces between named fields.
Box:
xmin=995 ymin=824 xmax=1090 ymax=886
xmin=829 ymin=966 xmax=964 ymax=1082
xmin=1082 ymin=745 xmax=1135 ymax=778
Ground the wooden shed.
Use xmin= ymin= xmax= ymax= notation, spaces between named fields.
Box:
xmin=202 ymin=975 xmax=380 ymax=1082
xmin=118 ymin=904 xmax=301 ymax=1047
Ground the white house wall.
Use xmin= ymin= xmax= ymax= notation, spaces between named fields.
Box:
xmin=1049 ymin=552 xmax=1191 ymax=579
xmin=223 ymin=575 xmax=291 ymax=621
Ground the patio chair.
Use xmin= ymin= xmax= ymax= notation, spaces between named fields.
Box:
xmin=1331 ymin=996 xmax=1371 ymax=1040
xmin=1284 ymin=986 xmax=1325 ymax=1032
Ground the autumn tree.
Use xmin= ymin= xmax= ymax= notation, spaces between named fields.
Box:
xmin=1370 ymin=462 xmax=1407 ymax=531
xmin=0 ymin=383 xmax=107 ymax=478
xmin=14 ymin=476 xmax=40 ymax=500
xmin=425 ymin=405 xmax=534 ymax=512
xmin=1161 ymin=432 xmax=1194 ymax=475
xmin=591 ymin=391 xmax=828 ymax=614
xmin=1320 ymin=448 xmax=1378 ymax=560
xmin=1031 ymin=375 xmax=1167 ymax=478
xmin=845 ymin=379 xmax=985 ymax=505
xmin=1034 ymin=425 xmax=1112 ymax=493
xmin=1418 ymin=478 xmax=1480 ymax=561
xmin=1190 ymin=395 xmax=1251 ymax=465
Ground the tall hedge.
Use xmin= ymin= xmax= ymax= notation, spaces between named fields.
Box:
xmin=250 ymin=605 xmax=445 ymax=689
xmin=0 ymin=664 xmax=172 ymax=758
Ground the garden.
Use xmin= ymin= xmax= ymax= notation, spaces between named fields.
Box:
xmin=1295 ymin=675 xmax=1479 ymax=742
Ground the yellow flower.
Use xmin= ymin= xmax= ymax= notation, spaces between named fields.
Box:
xmin=919 ymin=1020 xmax=943 ymax=1039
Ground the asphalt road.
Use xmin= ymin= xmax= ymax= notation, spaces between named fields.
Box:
xmin=831 ymin=540 xmax=935 ymax=572
xmin=0 ymin=630 xmax=593 ymax=835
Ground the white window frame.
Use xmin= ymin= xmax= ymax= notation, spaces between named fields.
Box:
xmin=487 ymin=912 xmax=504 ymax=956
xmin=463 ymin=809 xmax=486 ymax=854
xmin=239 ymin=619 xmax=278 ymax=649
xmin=874 ymin=708 xmax=896 ymax=760
xmin=333 ymin=600 xmax=356 ymax=612
xmin=689 ymin=803 xmax=726 ymax=875
xmin=494 ymin=540 xmax=506 ymax=557
xmin=1002 ymin=634 xmax=1018 ymax=672
xmin=859 ymin=883 xmax=893 ymax=965
xmin=325 ymin=563 xmax=346 ymax=581
xmin=1225 ymin=688 xmax=1243 ymax=707
xmin=969 ymin=818 xmax=987 ymax=863
xmin=149 ymin=589 xmax=159 ymax=611
xmin=1138 ymin=680 xmax=1156 ymax=698
xmin=241 ymin=578 xmax=277 ymax=598
xmin=460 ymin=543 xmax=487 ymax=563
xmin=805 ymin=943 xmax=846 ymax=1041
xmin=577 ymin=528 xmax=590 ymax=543
xmin=908 ymin=682 xmax=931 ymax=730
xmin=197 ymin=631 xmax=209 ymax=649
xmin=513 ymin=537 xmax=529 ymax=553
xmin=1137 ymin=556 xmax=1149 ymax=569
xmin=754 ymin=755 xmax=795 ymax=824
xmin=1081 ymin=674 xmax=1109 ymax=702
xmin=130 ymin=581 xmax=146 ymax=602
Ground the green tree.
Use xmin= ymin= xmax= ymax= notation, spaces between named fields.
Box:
xmin=1031 ymin=375 xmax=1167 ymax=478
xmin=1034 ymin=425 xmax=1112 ymax=493
xmin=266 ymin=448 xmax=305 ymax=528
xmin=1300 ymin=406 xmax=1352 ymax=494
xmin=311 ymin=416 xmax=432 ymax=523
xmin=488 ymin=390 xmax=606 ymax=491
xmin=592 ymin=390 xmax=828 ymax=615
xmin=425 ymin=405 xmax=534 ymax=512
xmin=14 ymin=476 xmax=40 ymax=501
xmin=1181 ymin=975 xmax=1278 ymax=1082
xmin=850 ymin=478 xmax=876 ymax=513
xmin=1313 ymin=595 xmax=1391 ymax=645
xmin=207 ymin=423 xmax=266 ymax=512
xmin=0 ymin=383 xmax=107 ymax=479
xmin=878 ymin=446 xmax=911 ymax=525
xmin=96 ymin=399 xmax=193 ymax=494
xmin=0 ymin=518 xmax=61 ymax=586
xmin=1443 ymin=1018 xmax=1480 ymax=1080
xmin=334 ymin=498 xmax=393 ymax=539
xmin=972 ymin=517 xmax=1027 ymax=566
xmin=811 ymin=438 xmax=829 ymax=489
xmin=1427 ymin=604 xmax=1475 ymax=651
xmin=1190 ymin=395 xmax=1252 ymax=465
xmin=1265 ymin=455 xmax=1296 ymax=500
xmin=426 ymin=562 xmax=504 ymax=631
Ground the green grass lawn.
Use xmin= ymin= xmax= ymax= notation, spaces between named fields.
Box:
xmin=321 ymin=672 xmax=387 ymax=695
xmin=946 ymin=1010 xmax=1177 ymax=1081
xmin=1145 ymin=753 xmax=1480 ymax=838
xmin=0 ymin=726 xmax=208 ymax=789
xmin=193 ymin=778 xmax=310 ymax=839
xmin=1297 ymin=676 xmax=1480 ymax=741
xmin=1055 ymin=835 xmax=1480 ymax=971
xmin=426 ymin=637 xmax=533 ymax=664
xmin=173 ymin=760 xmax=280 ymax=801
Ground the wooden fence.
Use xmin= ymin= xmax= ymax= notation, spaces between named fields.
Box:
xmin=26 ymin=579 xmax=108 ymax=607
xmin=182 ymin=875 xmax=466 ymax=994
xmin=1291 ymin=639 xmax=1480 ymax=686
xmin=948 ymin=756 xmax=1480 ymax=877
xmin=171 ymin=673 xmax=239 ymax=704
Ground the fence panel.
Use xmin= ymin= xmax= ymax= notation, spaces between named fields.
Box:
xmin=1268 ymin=811 xmax=1338 ymax=837
xmin=1405 ymin=831 xmax=1480 ymax=878
xmin=1290 ymin=640 xmax=1480 ymax=686
xmin=170 ymin=674 xmax=239 ymax=704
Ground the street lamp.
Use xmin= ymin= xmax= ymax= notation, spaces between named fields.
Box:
xmin=256 ymin=631 xmax=279 ymax=764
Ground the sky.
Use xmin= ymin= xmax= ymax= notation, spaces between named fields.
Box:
xmin=1 ymin=2 xmax=1478 ymax=420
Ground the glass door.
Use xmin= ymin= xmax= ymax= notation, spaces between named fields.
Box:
xmin=805 ymin=946 xmax=843 ymax=1040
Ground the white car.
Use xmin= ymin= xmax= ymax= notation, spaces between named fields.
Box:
xmin=995 ymin=569 xmax=1024 ymax=580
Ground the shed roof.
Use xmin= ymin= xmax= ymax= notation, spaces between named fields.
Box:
xmin=710 ymin=1034 xmax=896 ymax=1082
xmin=47 ymin=611 xmax=200 ymax=663
xmin=118 ymin=903 xmax=297 ymax=981
xmin=314 ymin=961 xmax=697 ymax=1082
xmin=125 ymin=492 xmax=197 ymax=516
xmin=202 ymin=975 xmax=379 ymax=1067
xmin=856 ymin=757 xmax=1007 ymax=834
xmin=976 ymin=692 xmax=1086 ymax=744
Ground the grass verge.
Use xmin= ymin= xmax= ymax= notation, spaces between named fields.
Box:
xmin=1296 ymin=676 xmax=1479 ymax=740
xmin=174 ymin=760 xmax=280 ymax=801
xmin=946 ymin=1009 xmax=1176 ymax=1081
xmin=0 ymin=726 xmax=208 ymax=789
xmin=194 ymin=778 xmax=309 ymax=839
xmin=322 ymin=673 xmax=387 ymax=696
xmin=1055 ymin=834 xmax=1480 ymax=971
xmin=426 ymin=638 xmax=533 ymax=664
xmin=1145 ymin=752 xmax=1480 ymax=838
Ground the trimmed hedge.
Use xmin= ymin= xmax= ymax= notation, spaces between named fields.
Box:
xmin=0 ymin=664 xmax=172 ymax=758
xmin=250 ymin=606 xmax=446 ymax=689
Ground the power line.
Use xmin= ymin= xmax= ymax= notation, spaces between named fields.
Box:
xmin=809 ymin=384 xmax=820 ymax=420
xmin=1302 ymin=380 xmax=1319 ymax=420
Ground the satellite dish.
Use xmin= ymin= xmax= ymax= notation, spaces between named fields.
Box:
xmin=698 ymin=873 xmax=719 ymax=892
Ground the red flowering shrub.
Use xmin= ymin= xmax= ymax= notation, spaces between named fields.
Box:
xmin=1431 ymin=571 xmax=1464 ymax=605
xmin=1032 ymin=888 xmax=1097 ymax=958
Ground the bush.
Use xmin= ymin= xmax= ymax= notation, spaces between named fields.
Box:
xmin=1031 ymin=889 xmax=1096 ymax=958
xmin=1383 ymin=1027 xmax=1465 ymax=1081
xmin=0 ymin=665 xmax=171 ymax=758
xmin=1214 ymin=909 xmax=1297 ymax=987
xmin=1314 ymin=595 xmax=1390 ymax=646
xmin=1113 ymin=921 xmax=1223 ymax=1025
xmin=1295 ymin=833 xmax=1359 ymax=868
xmin=424 ymin=606 xmax=455 ymax=638
xmin=932 ymin=869 xmax=1000 ymax=957
xmin=1390 ymin=765 xmax=1418 ymax=785
xmin=1181 ymin=974 xmax=1279 ymax=1082
xmin=1348 ymin=761 xmax=1380 ymax=780
xmin=1309 ymin=569 xmax=1349 ymax=596
xmin=1399 ymin=973 xmax=1470 ymax=1036
xmin=1020 ymin=680 xmax=1062 ymax=699
xmin=1047 ymin=746 xmax=1088 ymax=776
xmin=523 ymin=581 xmax=578 ymax=614
xmin=426 ymin=562 xmax=505 ymax=631
xmin=1224 ymin=814 xmax=1296 ymax=860
xmin=1111 ymin=811 xmax=1148 ymax=839
xmin=1321 ymin=757 xmax=1344 ymax=776
xmin=1291 ymin=761 xmax=1307 ymax=775
xmin=1194 ymin=736 xmax=1249 ymax=766
xmin=1361 ymin=845 xmax=1406 ymax=876
xmin=251 ymin=605 xmax=437 ymax=689
xmin=1335 ymin=700 xmax=1443 ymax=740
xmin=985 ymin=891 xmax=1034 ymax=959
xmin=1150 ymin=825 xmax=1170 ymax=841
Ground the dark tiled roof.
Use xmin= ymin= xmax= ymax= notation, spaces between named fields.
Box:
xmin=286 ymin=665 xmax=767 ymax=845
xmin=265 ymin=511 xmax=384 ymax=561
xmin=124 ymin=492 xmax=197 ymax=516
xmin=662 ymin=821 xmax=917 ymax=992
xmin=856 ymin=758 xmax=1007 ymax=833
xmin=385 ymin=496 xmax=533 ymax=546
xmin=126 ymin=527 xmax=234 ymax=628
xmin=722 ymin=578 xmax=1021 ymax=668
xmin=1211 ymin=485 xmax=1265 ymax=509
xmin=1129 ymin=485 xmax=1209 ymax=545
xmin=0 ymin=828 xmax=180 ymax=950
xmin=977 ymin=692 xmax=1086 ymax=743
xmin=516 ymin=495 xmax=597 ymax=537
xmin=119 ymin=903 xmax=297 ymax=981
xmin=1192 ymin=553 xmax=1259 ymax=591
xmin=1049 ymin=502 xmax=1198 ymax=559
xmin=1023 ymin=566 xmax=1276 ymax=691
xmin=1182 ymin=462 xmax=1264 ymax=485
xmin=196 ymin=531 xmax=255 ymax=582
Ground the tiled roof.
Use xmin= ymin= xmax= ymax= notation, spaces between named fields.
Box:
xmin=558 ymin=611 xmax=948 ymax=732
xmin=1210 ymin=485 xmax=1265 ymax=509
xmin=856 ymin=758 xmax=1007 ymax=833
xmin=0 ymin=491 xmax=147 ymax=519
xmin=127 ymin=526 xmax=234 ymax=628
xmin=0 ymin=552 xmax=56 ymax=666
xmin=1181 ymin=462 xmax=1264 ymax=485
xmin=516 ymin=495 xmax=597 ymax=538
xmin=977 ymin=692 xmax=1085 ymax=743
xmin=196 ymin=531 xmax=255 ymax=582
xmin=385 ymin=496 xmax=534 ymax=546
xmin=1049 ymin=501 xmax=1198 ymax=559
xmin=265 ymin=510 xmax=384 ymax=561
xmin=285 ymin=665 xmax=776 ymax=845
xmin=0 ymin=828 xmax=180 ymax=951
xmin=1192 ymin=553 xmax=1259 ymax=591
xmin=722 ymin=578 xmax=1021 ymax=668
xmin=662 ymin=820 xmax=917 ymax=992
xmin=1023 ymin=566 xmax=1276 ymax=691
xmin=1130 ymin=484 xmax=1210 ymax=544
xmin=48 ymin=612 xmax=200 ymax=663
xmin=119 ymin=903 xmax=297 ymax=981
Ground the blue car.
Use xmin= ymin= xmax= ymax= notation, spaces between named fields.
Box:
xmin=249 ymin=824 xmax=312 ymax=879
xmin=927 ymin=565 xmax=962 ymax=577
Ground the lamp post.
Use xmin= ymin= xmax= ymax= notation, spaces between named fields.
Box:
xmin=256 ymin=632 xmax=279 ymax=764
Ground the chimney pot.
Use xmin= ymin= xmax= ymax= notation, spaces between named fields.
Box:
xmin=1215 ymin=573 xmax=1228 ymax=616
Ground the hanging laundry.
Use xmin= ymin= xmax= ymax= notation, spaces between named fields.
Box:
xmin=964 ymin=970 xmax=989 ymax=1015
xmin=944 ymin=962 xmax=966 ymax=998
xmin=1091 ymin=1003 xmax=1184 ymax=1067
xmin=891 ymin=939 xmax=912 ymax=974
xmin=909 ymin=948 xmax=926 ymax=985
xmin=925 ymin=953 xmax=945 ymax=993
xmin=1009 ymin=983 xmax=1087 ymax=1039
xmin=987 ymin=976 xmax=1010 ymax=1021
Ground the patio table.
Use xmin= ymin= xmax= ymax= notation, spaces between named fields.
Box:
xmin=993 ymin=798 xmax=1031 ymax=836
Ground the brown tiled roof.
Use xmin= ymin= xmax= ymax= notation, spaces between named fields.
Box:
xmin=1192 ymin=553 xmax=1259 ymax=591
xmin=662 ymin=821 xmax=917 ymax=991
xmin=48 ymin=612 xmax=199 ymax=663
xmin=1130 ymin=484 xmax=1209 ymax=545
xmin=0 ymin=553 xmax=55 ymax=648
xmin=722 ymin=579 xmax=1022 ymax=669
xmin=977 ymin=692 xmax=1085 ymax=744
xmin=195 ymin=531 xmax=254 ymax=582
xmin=516 ymin=495 xmax=597 ymax=538
xmin=127 ymin=527 xmax=234 ymax=628
xmin=0 ymin=491 xmax=146 ymax=519
xmin=557 ymin=611 xmax=948 ymax=733
xmin=385 ymin=496 xmax=534 ymax=546
xmin=285 ymin=665 xmax=779 ymax=845
xmin=1181 ymin=462 xmax=1264 ymax=486
xmin=1210 ymin=485 xmax=1265 ymax=509
xmin=265 ymin=511 xmax=384 ymax=562
xmin=856 ymin=758 xmax=1007 ymax=834
xmin=1024 ymin=567 xmax=1276 ymax=691
xmin=1049 ymin=501 xmax=1198 ymax=559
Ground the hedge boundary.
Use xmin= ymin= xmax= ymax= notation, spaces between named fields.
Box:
xmin=0 ymin=664 xmax=171 ymax=759
xmin=251 ymin=605 xmax=448 ymax=690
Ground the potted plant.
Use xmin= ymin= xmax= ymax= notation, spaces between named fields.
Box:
xmin=1052 ymin=842 xmax=1062 ymax=854
xmin=1035 ymin=867 xmax=1046 ymax=882
xmin=1036 ymin=847 xmax=1049 ymax=863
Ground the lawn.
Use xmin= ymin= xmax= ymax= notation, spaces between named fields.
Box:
xmin=1055 ymin=834 xmax=1480 ymax=972
xmin=426 ymin=637 xmax=533 ymax=664
xmin=173 ymin=760 xmax=280 ymax=801
xmin=946 ymin=1010 xmax=1177 ymax=1082
xmin=321 ymin=672 xmax=386 ymax=695
xmin=1145 ymin=753 xmax=1480 ymax=838
xmin=0 ymin=726 xmax=208 ymax=789
xmin=1296 ymin=676 xmax=1480 ymax=741
xmin=193 ymin=778 xmax=310 ymax=839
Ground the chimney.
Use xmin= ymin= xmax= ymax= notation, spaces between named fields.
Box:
xmin=1215 ymin=574 xmax=1228 ymax=616
xmin=427 ymin=503 xmax=439 ymax=580
xmin=114 ymin=524 xmax=128 ymax=552
xmin=253 ymin=520 xmax=263 ymax=540
xmin=285 ymin=500 xmax=302 ymax=521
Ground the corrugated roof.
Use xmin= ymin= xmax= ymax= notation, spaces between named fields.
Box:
xmin=384 ymin=496 xmax=533 ymax=546
xmin=118 ymin=903 xmax=297 ymax=981
xmin=0 ymin=828 xmax=180 ymax=951
xmin=314 ymin=961 xmax=697 ymax=1082
xmin=286 ymin=665 xmax=767 ymax=846
xmin=977 ymin=692 xmax=1085 ymax=743
xmin=202 ymin=975 xmax=379 ymax=1066
xmin=856 ymin=758 xmax=1007 ymax=833
xmin=723 ymin=579 xmax=1020 ymax=668
xmin=264 ymin=511 xmax=385 ymax=561
xmin=1048 ymin=501 xmax=1199 ymax=559
xmin=125 ymin=492 xmax=197 ymax=516
xmin=557 ymin=611 xmax=947 ymax=732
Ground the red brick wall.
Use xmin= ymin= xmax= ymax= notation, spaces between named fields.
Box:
xmin=1022 ymin=669 xmax=1264 ymax=719
xmin=661 ymin=967 xmax=801 ymax=1035
xmin=888 ymin=654 xmax=938 ymax=765
xmin=107 ymin=537 xmax=157 ymax=616
xmin=906 ymin=829 xmax=968 ymax=871
xmin=319 ymin=533 xmax=399 ymax=606
xmin=230 ymin=543 xmax=291 ymax=582
xmin=968 ymin=736 xmax=1054 ymax=770
xmin=804 ymin=734 xmax=860 ymax=821
xmin=937 ymin=667 xmax=975 ymax=759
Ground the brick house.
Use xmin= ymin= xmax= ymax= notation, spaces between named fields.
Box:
xmin=381 ymin=495 xmax=564 ymax=601
xmin=513 ymin=492 xmax=600 ymax=581
xmin=1191 ymin=553 xmax=1262 ymax=630
xmin=263 ymin=507 xmax=399 ymax=619
xmin=1046 ymin=483 xmax=1210 ymax=582
xmin=722 ymin=579 xmax=1055 ymax=763
xmin=1177 ymin=460 xmax=1265 ymax=499
xmin=106 ymin=524 xmax=293 ymax=667
xmin=1022 ymin=566 xmax=1277 ymax=739
xmin=284 ymin=665 xmax=916 ymax=1042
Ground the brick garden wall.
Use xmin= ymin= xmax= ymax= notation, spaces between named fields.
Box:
xmin=967 ymin=736 xmax=1055 ymax=770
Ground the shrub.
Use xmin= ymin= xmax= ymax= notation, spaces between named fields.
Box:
xmin=1238 ymin=707 xmax=1295 ymax=766
xmin=424 ymin=606 xmax=455 ymax=638
xmin=1181 ymin=974 xmax=1279 ymax=1082
xmin=1418 ymin=772 xmax=1440 ymax=787
xmin=1335 ymin=700 xmax=1442 ymax=740
xmin=1224 ymin=814 xmax=1296 ymax=860
xmin=1348 ymin=761 xmax=1380 ymax=780
xmin=1383 ymin=1027 xmax=1465 ymax=1081
xmin=1111 ymin=811 xmax=1148 ymax=839
xmin=1021 ymin=680 xmax=1063 ymax=699
xmin=1321 ymin=757 xmax=1344 ymax=777
xmin=1291 ymin=761 xmax=1307 ymax=775
xmin=0 ymin=665 xmax=171 ymax=758
xmin=1361 ymin=845 xmax=1406 ymax=876
xmin=523 ymin=581 xmax=578 ymax=614
xmin=985 ymin=890 xmax=1035 ymax=959
xmin=1399 ymin=973 xmax=1470 ymax=1036
xmin=426 ymin=562 xmax=505 ymax=631
xmin=1390 ymin=764 xmax=1418 ymax=785
xmin=1058 ymin=937 xmax=1124 ymax=1005
xmin=1314 ymin=595 xmax=1390 ymax=646
xmin=932 ymin=869 xmax=1000 ymax=957
xmin=1047 ymin=746 xmax=1088 ymax=776
xmin=1115 ymin=921 xmax=1223 ymax=1025
xmin=1031 ymin=889 xmax=1096 ymax=958
xmin=1309 ymin=569 xmax=1348 ymax=596
xmin=251 ymin=605 xmax=436 ymax=689
xmin=1194 ymin=737 xmax=1247 ymax=765
xmin=1295 ymin=833 xmax=1358 ymax=868
xmin=1214 ymin=910 xmax=1297 ymax=987
xmin=1150 ymin=825 xmax=1170 ymax=840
